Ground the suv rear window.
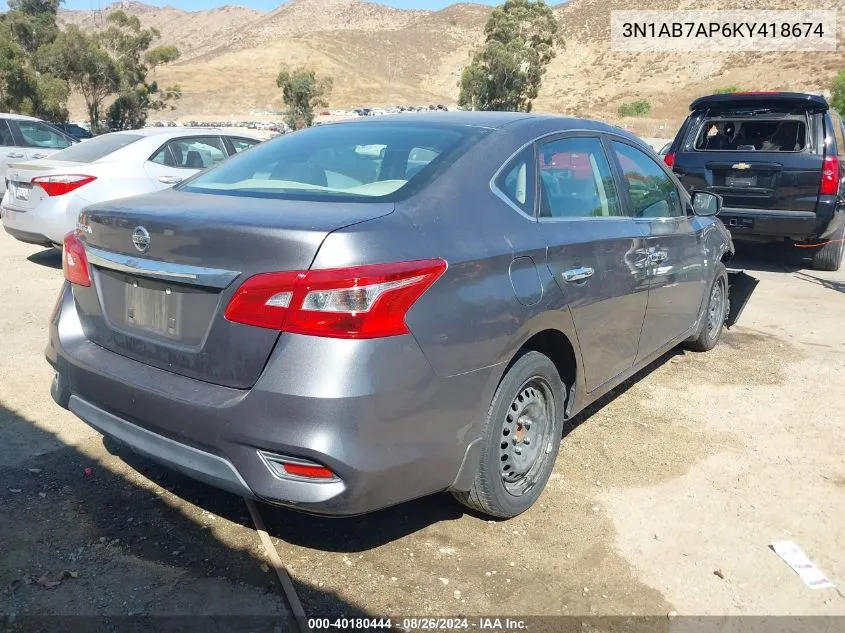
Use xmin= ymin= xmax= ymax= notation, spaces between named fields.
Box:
xmin=49 ymin=133 xmax=143 ymax=163
xmin=180 ymin=122 xmax=478 ymax=201
xmin=694 ymin=119 xmax=806 ymax=152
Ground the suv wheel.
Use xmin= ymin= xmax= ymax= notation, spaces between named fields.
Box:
xmin=452 ymin=350 xmax=564 ymax=518
xmin=686 ymin=263 xmax=729 ymax=352
xmin=811 ymin=224 xmax=845 ymax=271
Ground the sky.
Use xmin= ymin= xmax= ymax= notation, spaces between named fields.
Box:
xmin=1 ymin=0 xmax=566 ymax=11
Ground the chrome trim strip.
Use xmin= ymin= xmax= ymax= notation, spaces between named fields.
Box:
xmin=85 ymin=246 xmax=241 ymax=289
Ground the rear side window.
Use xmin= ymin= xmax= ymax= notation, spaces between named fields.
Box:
xmin=181 ymin=123 xmax=474 ymax=201
xmin=167 ymin=137 xmax=227 ymax=169
xmin=829 ymin=112 xmax=845 ymax=156
xmin=231 ymin=137 xmax=260 ymax=154
xmin=495 ymin=146 xmax=535 ymax=216
xmin=694 ymin=118 xmax=806 ymax=152
xmin=16 ymin=120 xmax=72 ymax=149
xmin=612 ymin=141 xmax=683 ymax=219
xmin=538 ymin=137 xmax=623 ymax=219
xmin=49 ymin=133 xmax=142 ymax=163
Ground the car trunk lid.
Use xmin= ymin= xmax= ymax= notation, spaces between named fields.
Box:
xmin=73 ymin=189 xmax=393 ymax=389
xmin=3 ymin=160 xmax=89 ymax=213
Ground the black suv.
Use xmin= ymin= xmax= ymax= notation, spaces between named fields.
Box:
xmin=665 ymin=92 xmax=845 ymax=270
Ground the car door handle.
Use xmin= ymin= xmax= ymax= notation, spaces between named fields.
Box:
xmin=649 ymin=250 xmax=668 ymax=263
xmin=562 ymin=267 xmax=594 ymax=283
xmin=31 ymin=153 xmax=47 ymax=159
xmin=157 ymin=176 xmax=182 ymax=185
xmin=5 ymin=152 xmax=24 ymax=158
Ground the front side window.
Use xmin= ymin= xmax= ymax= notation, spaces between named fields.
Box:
xmin=0 ymin=119 xmax=13 ymax=146
xmin=538 ymin=137 xmax=623 ymax=219
xmin=230 ymin=137 xmax=259 ymax=154
xmin=180 ymin=122 xmax=476 ymax=201
xmin=612 ymin=141 xmax=683 ymax=219
xmin=16 ymin=121 xmax=72 ymax=149
xmin=167 ymin=137 xmax=227 ymax=169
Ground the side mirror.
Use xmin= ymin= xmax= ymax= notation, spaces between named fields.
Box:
xmin=691 ymin=190 xmax=722 ymax=217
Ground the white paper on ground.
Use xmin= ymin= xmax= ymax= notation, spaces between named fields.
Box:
xmin=770 ymin=540 xmax=835 ymax=589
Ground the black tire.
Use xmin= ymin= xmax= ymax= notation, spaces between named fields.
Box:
xmin=811 ymin=225 xmax=845 ymax=271
xmin=452 ymin=350 xmax=565 ymax=518
xmin=686 ymin=262 xmax=728 ymax=353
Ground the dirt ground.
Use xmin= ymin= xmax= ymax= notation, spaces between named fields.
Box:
xmin=0 ymin=231 xmax=843 ymax=621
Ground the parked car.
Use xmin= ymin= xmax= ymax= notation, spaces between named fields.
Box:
xmin=1 ymin=113 xmax=75 ymax=197
xmin=2 ymin=128 xmax=261 ymax=248
xmin=51 ymin=122 xmax=94 ymax=141
xmin=665 ymin=92 xmax=845 ymax=270
xmin=47 ymin=113 xmax=733 ymax=518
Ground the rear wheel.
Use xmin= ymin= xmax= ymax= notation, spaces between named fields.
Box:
xmin=686 ymin=263 xmax=728 ymax=352
xmin=452 ymin=351 xmax=564 ymax=518
xmin=811 ymin=224 xmax=845 ymax=271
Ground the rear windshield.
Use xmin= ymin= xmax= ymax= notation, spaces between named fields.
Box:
xmin=694 ymin=118 xmax=807 ymax=152
xmin=179 ymin=122 xmax=476 ymax=201
xmin=48 ymin=133 xmax=143 ymax=163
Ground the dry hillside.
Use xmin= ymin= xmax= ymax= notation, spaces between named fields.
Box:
xmin=57 ymin=0 xmax=845 ymax=129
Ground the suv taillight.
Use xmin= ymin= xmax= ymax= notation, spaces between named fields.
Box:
xmin=62 ymin=232 xmax=91 ymax=287
xmin=820 ymin=155 xmax=840 ymax=196
xmin=224 ymin=259 xmax=447 ymax=339
xmin=663 ymin=152 xmax=676 ymax=168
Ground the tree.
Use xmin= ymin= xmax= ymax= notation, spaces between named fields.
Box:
xmin=831 ymin=71 xmax=845 ymax=114
xmin=458 ymin=0 xmax=558 ymax=112
xmin=42 ymin=26 xmax=119 ymax=132
xmin=98 ymin=11 xmax=181 ymax=130
xmin=276 ymin=66 xmax=332 ymax=130
xmin=0 ymin=0 xmax=69 ymax=120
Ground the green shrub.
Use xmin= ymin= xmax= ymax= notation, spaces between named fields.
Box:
xmin=714 ymin=86 xmax=741 ymax=94
xmin=617 ymin=99 xmax=651 ymax=117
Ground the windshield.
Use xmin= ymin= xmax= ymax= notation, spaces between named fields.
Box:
xmin=179 ymin=122 xmax=476 ymax=201
xmin=48 ymin=133 xmax=143 ymax=163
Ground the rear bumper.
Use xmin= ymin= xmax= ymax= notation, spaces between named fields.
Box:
xmin=719 ymin=197 xmax=840 ymax=242
xmin=1 ymin=195 xmax=70 ymax=246
xmin=47 ymin=283 xmax=494 ymax=515
xmin=2 ymin=223 xmax=54 ymax=247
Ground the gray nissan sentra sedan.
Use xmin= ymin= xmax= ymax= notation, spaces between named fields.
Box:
xmin=47 ymin=112 xmax=733 ymax=518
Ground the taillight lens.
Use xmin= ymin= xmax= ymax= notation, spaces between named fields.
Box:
xmin=663 ymin=152 xmax=675 ymax=168
xmin=820 ymin=155 xmax=840 ymax=195
xmin=225 ymin=259 xmax=447 ymax=339
xmin=62 ymin=232 xmax=91 ymax=287
xmin=281 ymin=462 xmax=335 ymax=479
xmin=33 ymin=174 xmax=96 ymax=196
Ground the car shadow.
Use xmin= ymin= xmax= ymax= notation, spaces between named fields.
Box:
xmin=729 ymin=241 xmax=812 ymax=273
xmin=0 ymin=400 xmax=386 ymax=620
xmin=26 ymin=247 xmax=62 ymax=270
xmin=794 ymin=271 xmax=845 ymax=293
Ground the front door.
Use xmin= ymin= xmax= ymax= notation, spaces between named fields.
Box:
xmin=537 ymin=134 xmax=651 ymax=393
xmin=609 ymin=140 xmax=707 ymax=360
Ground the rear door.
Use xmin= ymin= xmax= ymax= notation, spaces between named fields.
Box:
xmin=673 ymin=108 xmax=823 ymax=216
xmin=144 ymin=136 xmax=229 ymax=187
xmin=537 ymin=133 xmax=650 ymax=393
xmin=610 ymin=140 xmax=706 ymax=358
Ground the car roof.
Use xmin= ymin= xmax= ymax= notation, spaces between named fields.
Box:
xmin=0 ymin=112 xmax=43 ymax=121
xmin=99 ymin=127 xmax=262 ymax=141
xmin=690 ymin=92 xmax=828 ymax=112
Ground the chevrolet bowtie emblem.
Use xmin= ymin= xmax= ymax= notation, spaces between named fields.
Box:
xmin=732 ymin=163 xmax=751 ymax=170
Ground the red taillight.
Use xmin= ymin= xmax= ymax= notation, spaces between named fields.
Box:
xmin=820 ymin=155 xmax=840 ymax=195
xmin=32 ymin=174 xmax=96 ymax=196
xmin=663 ymin=152 xmax=676 ymax=168
xmin=281 ymin=462 xmax=335 ymax=479
xmin=62 ymin=232 xmax=91 ymax=287
xmin=224 ymin=259 xmax=447 ymax=339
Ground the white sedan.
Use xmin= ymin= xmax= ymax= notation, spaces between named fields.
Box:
xmin=1 ymin=128 xmax=261 ymax=247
